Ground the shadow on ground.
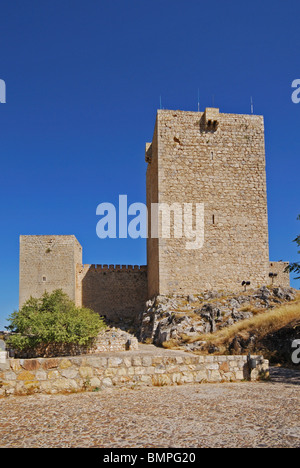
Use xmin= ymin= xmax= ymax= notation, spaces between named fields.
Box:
xmin=269 ymin=366 xmax=300 ymax=385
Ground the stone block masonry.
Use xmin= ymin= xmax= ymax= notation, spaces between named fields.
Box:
xmin=269 ymin=261 xmax=290 ymax=288
xmin=0 ymin=350 xmax=269 ymax=396
xmin=77 ymin=264 xmax=148 ymax=324
xmin=19 ymin=235 xmax=83 ymax=307
xmin=146 ymin=109 xmax=272 ymax=296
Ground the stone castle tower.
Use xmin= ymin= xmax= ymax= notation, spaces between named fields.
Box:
xmin=146 ymin=108 xmax=281 ymax=296
xmin=19 ymin=108 xmax=290 ymax=323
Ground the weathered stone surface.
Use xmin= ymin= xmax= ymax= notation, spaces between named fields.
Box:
xmin=17 ymin=371 xmax=35 ymax=381
xmin=42 ymin=359 xmax=59 ymax=370
xmin=102 ymin=377 xmax=113 ymax=387
xmin=59 ymin=359 xmax=72 ymax=369
xmin=220 ymin=362 xmax=230 ymax=373
xmin=60 ymin=368 xmax=78 ymax=379
xmin=79 ymin=367 xmax=93 ymax=379
xmin=10 ymin=360 xmax=22 ymax=372
xmin=48 ymin=370 xmax=60 ymax=380
xmin=22 ymin=359 xmax=40 ymax=371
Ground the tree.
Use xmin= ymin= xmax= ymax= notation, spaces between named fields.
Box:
xmin=6 ymin=289 xmax=106 ymax=355
xmin=286 ymin=215 xmax=300 ymax=280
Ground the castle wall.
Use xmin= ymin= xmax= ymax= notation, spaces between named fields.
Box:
xmin=269 ymin=261 xmax=290 ymax=288
xmin=146 ymin=109 xmax=270 ymax=296
xmin=77 ymin=265 xmax=148 ymax=325
xmin=19 ymin=236 xmax=82 ymax=307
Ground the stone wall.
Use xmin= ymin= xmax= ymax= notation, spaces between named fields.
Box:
xmin=0 ymin=352 xmax=269 ymax=396
xmin=269 ymin=261 xmax=290 ymax=288
xmin=146 ymin=108 xmax=270 ymax=296
xmin=92 ymin=328 xmax=139 ymax=353
xmin=19 ymin=235 xmax=83 ymax=307
xmin=77 ymin=264 xmax=148 ymax=325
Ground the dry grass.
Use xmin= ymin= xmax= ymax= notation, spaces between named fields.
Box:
xmin=162 ymin=339 xmax=182 ymax=350
xmin=238 ymin=304 xmax=264 ymax=315
xmin=189 ymin=296 xmax=300 ymax=348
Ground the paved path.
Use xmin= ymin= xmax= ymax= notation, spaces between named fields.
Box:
xmin=0 ymin=367 xmax=299 ymax=448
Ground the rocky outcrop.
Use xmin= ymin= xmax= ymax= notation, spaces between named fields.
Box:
xmin=139 ymin=287 xmax=298 ymax=351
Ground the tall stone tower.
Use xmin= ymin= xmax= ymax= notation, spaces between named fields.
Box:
xmin=19 ymin=235 xmax=83 ymax=307
xmin=146 ymin=108 xmax=272 ymax=297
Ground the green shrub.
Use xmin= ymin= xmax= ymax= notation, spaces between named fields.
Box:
xmin=6 ymin=289 xmax=106 ymax=354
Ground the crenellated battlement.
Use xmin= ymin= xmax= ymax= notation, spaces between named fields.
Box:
xmin=79 ymin=264 xmax=147 ymax=273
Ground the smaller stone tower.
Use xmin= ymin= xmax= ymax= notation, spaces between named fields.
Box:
xmin=19 ymin=235 xmax=82 ymax=308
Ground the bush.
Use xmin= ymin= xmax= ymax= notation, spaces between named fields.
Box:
xmin=6 ymin=289 xmax=106 ymax=356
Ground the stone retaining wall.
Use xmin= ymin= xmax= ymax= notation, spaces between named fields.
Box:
xmin=0 ymin=353 xmax=269 ymax=396
xmin=92 ymin=329 xmax=139 ymax=353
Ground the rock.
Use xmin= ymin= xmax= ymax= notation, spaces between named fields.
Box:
xmin=235 ymin=295 xmax=249 ymax=304
xmin=232 ymin=309 xmax=253 ymax=321
xmin=200 ymin=303 xmax=221 ymax=319
xmin=154 ymin=295 xmax=169 ymax=306
xmin=79 ymin=366 xmax=93 ymax=379
xmin=229 ymin=298 xmax=240 ymax=309
xmin=283 ymin=289 xmax=295 ymax=301
xmin=254 ymin=286 xmax=271 ymax=302
xmin=139 ymin=286 xmax=297 ymax=348
xmin=102 ymin=377 xmax=113 ymax=387
xmin=203 ymin=291 xmax=221 ymax=300
xmin=273 ymin=287 xmax=285 ymax=299
xmin=187 ymin=294 xmax=197 ymax=303
xmin=220 ymin=318 xmax=234 ymax=328
xmin=17 ymin=371 xmax=35 ymax=381
xmin=42 ymin=359 xmax=59 ymax=370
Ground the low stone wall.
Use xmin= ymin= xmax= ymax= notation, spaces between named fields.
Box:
xmin=0 ymin=352 xmax=269 ymax=396
xmin=92 ymin=329 xmax=139 ymax=353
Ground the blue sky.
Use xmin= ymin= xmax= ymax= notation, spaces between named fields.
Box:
xmin=0 ymin=0 xmax=299 ymax=329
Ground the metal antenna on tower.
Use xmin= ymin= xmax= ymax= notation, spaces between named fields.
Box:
xmin=197 ymin=89 xmax=200 ymax=112
xmin=251 ymin=96 xmax=254 ymax=115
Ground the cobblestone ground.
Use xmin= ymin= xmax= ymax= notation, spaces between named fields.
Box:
xmin=0 ymin=367 xmax=299 ymax=448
